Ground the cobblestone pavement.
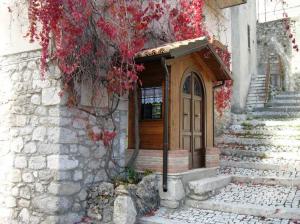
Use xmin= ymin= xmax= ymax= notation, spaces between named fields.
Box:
xmin=149 ymin=207 xmax=296 ymax=224
xmin=219 ymin=167 xmax=300 ymax=178
xmin=209 ymin=183 xmax=300 ymax=208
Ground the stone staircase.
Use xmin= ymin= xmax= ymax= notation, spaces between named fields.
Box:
xmin=250 ymin=91 xmax=300 ymax=118
xmin=140 ymin=92 xmax=300 ymax=224
xmin=246 ymin=74 xmax=267 ymax=111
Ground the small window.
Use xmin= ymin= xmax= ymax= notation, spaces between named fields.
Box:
xmin=247 ymin=25 xmax=251 ymax=51
xmin=141 ymin=87 xmax=163 ymax=120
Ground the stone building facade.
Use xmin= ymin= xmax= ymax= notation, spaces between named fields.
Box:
xmin=257 ymin=17 xmax=300 ymax=92
xmin=0 ymin=51 xmax=128 ymax=223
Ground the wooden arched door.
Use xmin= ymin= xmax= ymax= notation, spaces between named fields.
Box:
xmin=181 ymin=72 xmax=205 ymax=169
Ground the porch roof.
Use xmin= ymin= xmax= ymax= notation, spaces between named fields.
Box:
xmin=135 ymin=37 xmax=232 ymax=81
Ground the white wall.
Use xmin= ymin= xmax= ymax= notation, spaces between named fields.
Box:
xmin=0 ymin=0 xmax=40 ymax=56
xmin=231 ymin=0 xmax=257 ymax=113
xmin=204 ymin=2 xmax=232 ymax=52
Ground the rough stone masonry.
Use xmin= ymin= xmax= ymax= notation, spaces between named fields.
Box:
xmin=0 ymin=50 xmax=128 ymax=223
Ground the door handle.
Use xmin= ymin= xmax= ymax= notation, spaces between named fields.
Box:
xmin=184 ymin=113 xmax=189 ymax=115
xmin=195 ymin=114 xmax=200 ymax=117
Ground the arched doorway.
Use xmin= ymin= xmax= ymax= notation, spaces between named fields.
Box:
xmin=180 ymin=72 xmax=205 ymax=169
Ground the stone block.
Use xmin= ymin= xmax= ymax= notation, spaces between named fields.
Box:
xmin=10 ymin=137 xmax=24 ymax=152
xmin=22 ymin=172 xmax=34 ymax=183
xmin=20 ymin=186 xmax=31 ymax=200
xmin=113 ymin=195 xmax=137 ymax=224
xmin=73 ymin=170 xmax=83 ymax=181
xmin=19 ymin=208 xmax=30 ymax=223
xmin=10 ymin=169 xmax=22 ymax=183
xmin=48 ymin=182 xmax=81 ymax=196
xmin=31 ymin=94 xmax=41 ymax=105
xmin=78 ymin=145 xmax=90 ymax=157
xmin=160 ymin=199 xmax=180 ymax=209
xmin=42 ymin=87 xmax=62 ymax=105
xmin=14 ymin=156 xmax=27 ymax=168
xmin=159 ymin=178 xmax=185 ymax=202
xmin=47 ymin=155 xmax=79 ymax=170
xmin=32 ymin=195 xmax=72 ymax=214
xmin=23 ymin=142 xmax=37 ymax=154
xmin=29 ymin=156 xmax=46 ymax=170
xmin=48 ymin=127 xmax=78 ymax=144
xmin=32 ymin=127 xmax=47 ymax=141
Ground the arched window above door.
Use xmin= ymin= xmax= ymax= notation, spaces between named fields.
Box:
xmin=182 ymin=72 xmax=204 ymax=97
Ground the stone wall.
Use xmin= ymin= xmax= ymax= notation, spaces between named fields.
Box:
xmin=0 ymin=51 xmax=128 ymax=223
xmin=257 ymin=18 xmax=300 ymax=91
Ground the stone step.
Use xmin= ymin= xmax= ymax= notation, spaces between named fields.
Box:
xmin=220 ymin=159 xmax=300 ymax=172
xmin=219 ymin=167 xmax=300 ymax=181
xmin=254 ymin=107 xmax=300 ymax=112
xmin=224 ymin=127 xmax=300 ymax=137
xmin=249 ymin=111 xmax=300 ymax=118
xmin=248 ymin=88 xmax=266 ymax=92
xmin=187 ymin=176 xmax=232 ymax=200
xmin=217 ymin=135 xmax=300 ymax=146
xmin=248 ymin=93 xmax=266 ymax=97
xmin=217 ymin=143 xmax=300 ymax=154
xmin=186 ymin=182 xmax=300 ymax=219
xmin=266 ymin=102 xmax=300 ymax=107
xmin=275 ymin=95 xmax=300 ymax=100
xmin=185 ymin=199 xmax=300 ymax=220
xmin=252 ymin=77 xmax=266 ymax=81
xmin=247 ymin=95 xmax=265 ymax=100
xmin=232 ymin=175 xmax=300 ymax=188
xmin=220 ymin=148 xmax=300 ymax=160
xmin=232 ymin=118 xmax=300 ymax=127
xmin=250 ymin=83 xmax=265 ymax=86
xmin=138 ymin=207 xmax=291 ymax=224
xmin=276 ymin=91 xmax=300 ymax=96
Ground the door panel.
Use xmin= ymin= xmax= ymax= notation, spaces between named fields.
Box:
xmin=181 ymin=73 xmax=205 ymax=169
xmin=182 ymin=135 xmax=191 ymax=150
xmin=183 ymin=98 xmax=191 ymax=131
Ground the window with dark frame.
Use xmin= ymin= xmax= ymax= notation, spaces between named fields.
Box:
xmin=141 ymin=87 xmax=163 ymax=120
xmin=247 ymin=24 xmax=251 ymax=51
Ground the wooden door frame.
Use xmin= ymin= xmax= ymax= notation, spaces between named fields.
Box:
xmin=179 ymin=69 xmax=207 ymax=168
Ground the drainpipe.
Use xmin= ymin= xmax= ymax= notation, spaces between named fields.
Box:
xmin=213 ymin=81 xmax=225 ymax=146
xmin=161 ymin=57 xmax=170 ymax=192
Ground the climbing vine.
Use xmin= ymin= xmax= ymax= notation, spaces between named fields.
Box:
xmin=214 ymin=46 xmax=232 ymax=116
xmin=24 ymin=0 xmax=231 ymax=175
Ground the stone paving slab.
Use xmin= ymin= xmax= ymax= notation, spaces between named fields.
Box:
xmin=219 ymin=167 xmax=300 ymax=179
xmin=220 ymin=158 xmax=300 ymax=172
xmin=139 ymin=207 xmax=296 ymax=224
xmin=218 ymin=144 xmax=300 ymax=153
xmin=210 ymin=183 xmax=300 ymax=209
xmin=221 ymin=155 xmax=300 ymax=165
